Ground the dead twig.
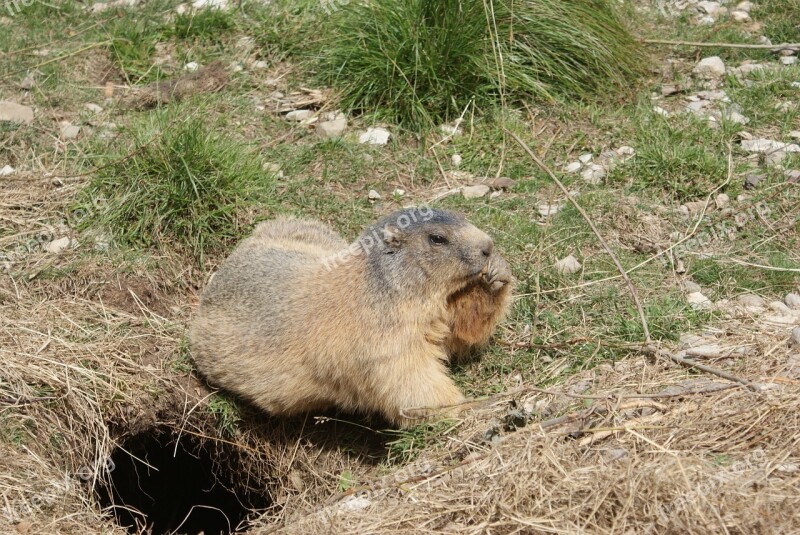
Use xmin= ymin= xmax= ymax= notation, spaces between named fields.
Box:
xmin=642 ymin=345 xmax=761 ymax=392
xmin=643 ymin=39 xmax=800 ymax=50
xmin=506 ymin=130 xmax=652 ymax=342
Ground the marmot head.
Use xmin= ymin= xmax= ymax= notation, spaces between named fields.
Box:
xmin=356 ymin=207 xmax=495 ymax=296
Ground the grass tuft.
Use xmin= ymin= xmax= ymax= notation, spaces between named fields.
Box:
xmin=319 ymin=0 xmax=644 ymax=128
xmin=79 ymin=113 xmax=275 ymax=265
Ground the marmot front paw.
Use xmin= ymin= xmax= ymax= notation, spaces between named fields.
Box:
xmin=482 ymin=255 xmax=512 ymax=293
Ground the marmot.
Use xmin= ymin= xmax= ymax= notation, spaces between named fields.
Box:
xmin=189 ymin=207 xmax=512 ymax=427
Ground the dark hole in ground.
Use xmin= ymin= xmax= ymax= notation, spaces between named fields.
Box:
xmin=95 ymin=426 xmax=271 ymax=535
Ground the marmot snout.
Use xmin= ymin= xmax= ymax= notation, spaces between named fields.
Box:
xmin=190 ymin=207 xmax=513 ymax=427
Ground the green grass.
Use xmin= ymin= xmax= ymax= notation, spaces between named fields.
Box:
xmin=170 ymin=9 xmax=236 ymax=41
xmin=207 ymin=393 xmax=242 ymax=436
xmin=318 ymin=0 xmax=644 ymax=129
xmin=78 ymin=110 xmax=277 ymax=265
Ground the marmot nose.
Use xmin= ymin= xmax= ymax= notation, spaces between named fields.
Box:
xmin=481 ymin=238 xmax=494 ymax=258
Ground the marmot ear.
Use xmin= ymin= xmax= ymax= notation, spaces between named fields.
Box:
xmin=381 ymin=225 xmax=403 ymax=250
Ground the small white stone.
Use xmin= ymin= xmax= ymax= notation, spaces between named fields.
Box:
xmin=687 ymin=292 xmax=712 ymax=309
xmin=316 ymin=117 xmax=347 ymax=139
xmin=537 ymin=203 xmax=562 ymax=217
xmin=359 ymin=127 xmax=391 ymax=145
xmin=697 ymin=15 xmax=716 ymax=25
xmin=693 ymin=56 xmax=726 ymax=78
xmin=285 ymin=109 xmax=314 ymax=122
xmin=769 ymin=301 xmax=794 ymax=315
xmin=616 ymin=146 xmax=635 ymax=159
xmin=780 ymin=57 xmax=798 ymax=66
xmin=715 ymin=193 xmax=730 ymax=209
xmin=565 ymin=161 xmax=582 ymax=173
xmin=790 ymin=327 xmax=800 ymax=347
xmin=184 ymin=61 xmax=199 ymax=72
xmin=653 ymin=106 xmax=670 ymax=117
xmin=252 ymin=60 xmax=268 ymax=70
xmin=580 ymin=163 xmax=606 ymax=185
xmin=392 ymin=188 xmax=405 ymax=197
xmin=741 ymin=139 xmax=800 ymax=153
xmin=684 ymin=281 xmax=702 ymax=293
xmin=60 ymin=123 xmax=80 ymax=140
xmin=578 ymin=153 xmax=593 ymax=164
xmin=461 ymin=185 xmax=490 ymax=199
xmin=85 ymin=103 xmax=103 ymax=113
xmin=785 ymin=293 xmax=800 ymax=310
xmin=367 ymin=189 xmax=381 ymax=201
xmin=731 ymin=10 xmax=751 ymax=22
xmin=45 ymin=237 xmax=71 ymax=254
xmin=735 ymin=1 xmax=752 ymax=12
xmin=451 ymin=154 xmax=462 ymax=167
xmin=0 ymin=165 xmax=15 ymax=176
xmin=555 ymin=255 xmax=582 ymax=275
xmin=697 ymin=1 xmax=721 ymax=15
xmin=0 ymin=101 xmax=34 ymax=124
xmin=439 ymin=123 xmax=462 ymax=137
xmin=789 ymin=131 xmax=800 ymax=141
xmin=737 ymin=294 xmax=765 ymax=308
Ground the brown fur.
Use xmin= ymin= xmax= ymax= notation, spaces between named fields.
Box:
xmin=189 ymin=208 xmax=512 ymax=427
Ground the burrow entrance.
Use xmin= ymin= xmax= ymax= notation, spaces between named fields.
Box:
xmin=95 ymin=426 xmax=272 ymax=535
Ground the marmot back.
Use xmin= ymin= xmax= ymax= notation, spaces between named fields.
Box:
xmin=190 ymin=207 xmax=513 ymax=427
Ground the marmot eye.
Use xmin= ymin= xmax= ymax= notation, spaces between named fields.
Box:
xmin=429 ymin=234 xmax=449 ymax=245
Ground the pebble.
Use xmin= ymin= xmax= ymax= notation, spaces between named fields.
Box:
xmin=684 ymin=281 xmax=702 ymax=293
xmin=451 ymin=154 xmax=462 ymax=167
xmin=367 ymin=189 xmax=381 ymax=201
xmin=736 ymin=294 xmax=765 ymax=308
xmin=60 ymin=123 xmax=80 ymax=140
xmin=790 ymin=327 xmax=800 ymax=348
xmin=735 ymin=1 xmax=752 ymax=12
xmin=768 ymin=301 xmax=792 ymax=314
xmin=744 ymin=174 xmax=762 ymax=189
xmin=683 ymin=200 xmax=707 ymax=215
xmin=0 ymin=101 xmax=34 ymax=124
xmin=715 ymin=193 xmax=730 ymax=209
xmin=789 ymin=131 xmax=800 ymax=140
xmin=20 ymin=75 xmax=35 ymax=90
xmin=693 ymin=56 xmax=726 ymax=78
xmin=252 ymin=60 xmax=269 ymax=70
xmin=184 ymin=62 xmax=200 ymax=72
xmin=653 ymin=106 xmax=670 ymax=117
xmin=785 ymin=170 xmax=800 ymax=182
xmin=687 ymin=292 xmax=712 ymax=309
xmin=741 ymin=139 xmax=800 ymax=153
xmin=697 ymin=1 xmax=721 ymax=15
xmin=392 ymin=188 xmax=405 ymax=197
xmin=316 ymin=117 xmax=347 ymax=139
xmin=285 ymin=109 xmax=314 ymax=122
xmin=491 ymin=177 xmax=516 ymax=190
xmin=537 ymin=203 xmax=562 ymax=217
xmin=461 ymin=185 xmax=490 ymax=199
xmin=85 ymin=103 xmax=103 ymax=113
xmin=45 ymin=237 xmax=71 ymax=254
xmin=565 ymin=161 xmax=582 ymax=173
xmin=785 ymin=293 xmax=800 ymax=310
xmin=0 ymin=165 xmax=14 ymax=176
xmin=555 ymin=255 xmax=582 ymax=275
xmin=578 ymin=153 xmax=593 ymax=164
xmin=731 ymin=10 xmax=751 ymax=22
xmin=359 ymin=127 xmax=391 ymax=145
xmin=580 ymin=164 xmax=606 ymax=185
xmin=780 ymin=57 xmax=797 ymax=66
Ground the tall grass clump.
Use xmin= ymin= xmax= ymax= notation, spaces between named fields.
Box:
xmin=320 ymin=0 xmax=644 ymax=128
xmin=79 ymin=115 xmax=275 ymax=264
